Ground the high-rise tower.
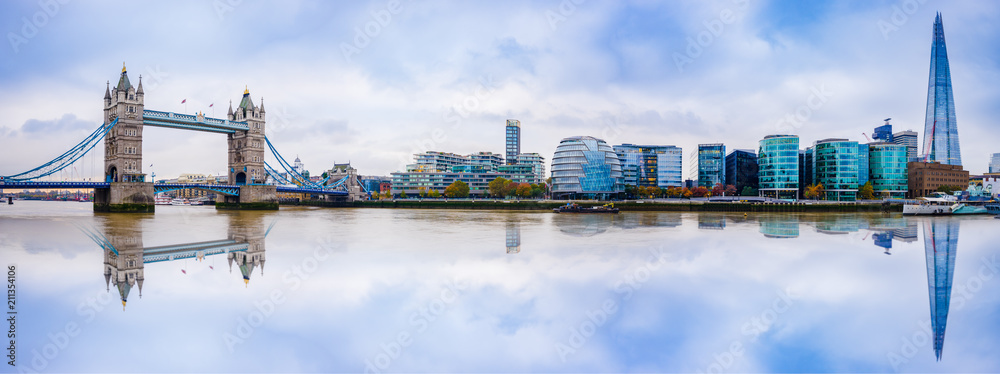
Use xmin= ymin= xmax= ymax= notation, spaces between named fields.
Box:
xmin=506 ymin=119 xmax=520 ymax=165
xmin=922 ymin=13 xmax=962 ymax=166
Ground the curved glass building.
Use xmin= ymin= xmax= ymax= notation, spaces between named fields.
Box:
xmin=758 ymin=135 xmax=799 ymax=199
xmin=869 ymin=143 xmax=909 ymax=198
xmin=551 ymin=136 xmax=623 ymax=199
xmin=814 ymin=139 xmax=859 ymax=201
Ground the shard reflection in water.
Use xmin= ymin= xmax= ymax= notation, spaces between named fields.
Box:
xmin=85 ymin=213 xmax=269 ymax=309
xmin=923 ymin=218 xmax=959 ymax=361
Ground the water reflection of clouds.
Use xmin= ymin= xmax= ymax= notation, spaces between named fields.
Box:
xmin=4 ymin=206 xmax=1000 ymax=372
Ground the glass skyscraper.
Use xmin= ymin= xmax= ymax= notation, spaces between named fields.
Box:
xmin=923 ymin=219 xmax=959 ymax=361
xmin=814 ymin=139 xmax=860 ymax=201
xmin=551 ymin=136 xmax=624 ymax=199
xmin=922 ymin=13 xmax=962 ymax=166
xmin=697 ymin=144 xmax=726 ymax=188
xmin=868 ymin=143 xmax=908 ymax=198
xmin=613 ymin=144 xmax=683 ymax=188
xmin=758 ymin=135 xmax=799 ymax=199
xmin=725 ymin=149 xmax=758 ymax=193
xmin=506 ymin=119 xmax=520 ymax=165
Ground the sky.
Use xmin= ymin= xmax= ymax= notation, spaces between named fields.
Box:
xmin=1 ymin=0 xmax=999 ymax=180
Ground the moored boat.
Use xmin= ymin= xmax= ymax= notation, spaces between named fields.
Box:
xmin=155 ymin=194 xmax=172 ymax=205
xmin=170 ymin=197 xmax=189 ymax=206
xmin=553 ymin=203 xmax=619 ymax=214
xmin=986 ymin=203 xmax=1000 ymax=215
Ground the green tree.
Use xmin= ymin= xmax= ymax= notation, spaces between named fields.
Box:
xmin=399 ymin=190 xmax=408 ymax=199
xmin=740 ymin=186 xmax=757 ymax=196
xmin=488 ymin=177 xmax=509 ymax=198
xmin=418 ymin=187 xmax=428 ymax=198
xmin=531 ymin=186 xmax=543 ymax=198
xmin=444 ymin=180 xmax=470 ymax=198
xmin=859 ymin=181 xmax=875 ymax=200
xmin=428 ymin=190 xmax=441 ymax=198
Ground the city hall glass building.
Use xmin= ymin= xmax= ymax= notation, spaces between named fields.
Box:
xmin=758 ymin=135 xmax=799 ymax=199
xmin=551 ymin=136 xmax=623 ymax=199
xmin=613 ymin=144 xmax=683 ymax=188
xmin=814 ymin=139 xmax=860 ymax=201
xmin=868 ymin=143 xmax=909 ymax=199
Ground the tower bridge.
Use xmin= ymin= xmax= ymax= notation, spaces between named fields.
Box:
xmin=0 ymin=64 xmax=368 ymax=211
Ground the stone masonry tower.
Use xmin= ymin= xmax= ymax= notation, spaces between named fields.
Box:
xmin=227 ymin=88 xmax=267 ymax=185
xmin=104 ymin=63 xmax=145 ymax=183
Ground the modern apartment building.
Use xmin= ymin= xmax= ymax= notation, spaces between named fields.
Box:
xmin=506 ymin=119 xmax=520 ymax=165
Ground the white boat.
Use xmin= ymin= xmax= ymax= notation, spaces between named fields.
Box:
xmin=170 ymin=198 xmax=190 ymax=206
xmin=155 ymin=194 xmax=172 ymax=205
xmin=904 ymin=193 xmax=988 ymax=215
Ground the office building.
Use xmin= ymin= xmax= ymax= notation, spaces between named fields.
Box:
xmin=873 ymin=122 xmax=893 ymax=142
xmin=990 ymin=153 xmax=1000 ymax=173
xmin=614 ymin=144 xmax=684 ymax=188
xmin=858 ymin=143 xmax=870 ymax=186
xmin=799 ymin=147 xmax=814 ymax=197
xmin=893 ymin=130 xmax=919 ymax=162
xmin=506 ymin=119 xmax=520 ymax=165
xmin=758 ymin=135 xmax=799 ymax=199
xmin=551 ymin=136 xmax=624 ymax=199
xmin=922 ymin=13 xmax=962 ymax=166
xmin=814 ymin=139 xmax=860 ymax=201
xmin=868 ymin=143 xmax=909 ymax=198
xmin=697 ymin=144 xmax=726 ymax=188
xmin=907 ymin=162 xmax=969 ymax=198
xmin=725 ymin=149 xmax=758 ymax=193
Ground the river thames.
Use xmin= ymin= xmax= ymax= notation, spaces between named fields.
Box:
xmin=2 ymin=201 xmax=999 ymax=372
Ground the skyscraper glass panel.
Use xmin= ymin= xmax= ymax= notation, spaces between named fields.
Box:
xmin=869 ymin=143 xmax=908 ymax=199
xmin=814 ymin=139 xmax=859 ymax=201
xmin=551 ymin=136 xmax=623 ymax=199
xmin=923 ymin=219 xmax=958 ymax=361
xmin=614 ymin=144 xmax=683 ymax=188
xmin=922 ymin=13 xmax=962 ymax=166
xmin=697 ymin=144 xmax=725 ymax=188
xmin=758 ymin=135 xmax=799 ymax=199
xmin=506 ymin=119 xmax=520 ymax=165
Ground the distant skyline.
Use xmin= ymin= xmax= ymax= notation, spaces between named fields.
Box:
xmin=1 ymin=1 xmax=999 ymax=179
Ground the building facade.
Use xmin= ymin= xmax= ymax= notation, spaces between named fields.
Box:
xmin=868 ymin=143 xmax=909 ymax=199
xmin=907 ymin=161 xmax=969 ymax=198
xmin=613 ymin=144 xmax=683 ymax=188
xmin=550 ymin=136 xmax=624 ymax=199
xmin=893 ymin=130 xmax=919 ymax=162
xmin=758 ymin=135 xmax=799 ymax=199
xmin=922 ymin=13 xmax=962 ymax=166
xmin=697 ymin=144 xmax=726 ymax=188
xmin=798 ymin=147 xmax=814 ymax=198
xmin=858 ymin=142 xmax=870 ymax=186
xmin=990 ymin=153 xmax=1000 ymax=173
xmin=814 ymin=139 xmax=860 ymax=201
xmin=470 ymin=152 xmax=504 ymax=172
xmin=407 ymin=151 xmax=470 ymax=172
xmin=873 ymin=122 xmax=893 ymax=142
xmin=506 ymin=119 xmax=520 ymax=165
xmin=508 ymin=152 xmax=546 ymax=184
xmin=724 ymin=149 xmax=758 ymax=193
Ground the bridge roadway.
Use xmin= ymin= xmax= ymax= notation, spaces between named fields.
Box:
xmin=0 ymin=181 xmax=347 ymax=196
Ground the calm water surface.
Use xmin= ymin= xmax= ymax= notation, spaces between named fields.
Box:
xmin=2 ymin=201 xmax=999 ymax=372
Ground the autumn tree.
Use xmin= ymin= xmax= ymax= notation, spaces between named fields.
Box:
xmin=488 ymin=177 xmax=509 ymax=198
xmin=858 ymin=181 xmax=875 ymax=200
xmin=444 ymin=181 xmax=470 ymax=198
xmin=515 ymin=183 xmax=532 ymax=198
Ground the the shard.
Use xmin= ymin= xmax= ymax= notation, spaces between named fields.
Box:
xmin=923 ymin=219 xmax=959 ymax=361
xmin=922 ymin=13 xmax=962 ymax=166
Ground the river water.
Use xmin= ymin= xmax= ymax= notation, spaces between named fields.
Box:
xmin=2 ymin=200 xmax=999 ymax=372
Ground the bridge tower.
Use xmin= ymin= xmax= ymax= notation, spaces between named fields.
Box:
xmin=226 ymin=213 xmax=266 ymax=286
xmin=94 ymin=64 xmax=155 ymax=212
xmin=220 ymin=88 xmax=277 ymax=209
xmin=102 ymin=217 xmax=145 ymax=309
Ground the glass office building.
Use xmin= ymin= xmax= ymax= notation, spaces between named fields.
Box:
xmin=922 ymin=13 xmax=962 ymax=166
xmin=725 ymin=149 xmax=758 ymax=193
xmin=868 ymin=143 xmax=908 ymax=198
xmin=798 ymin=147 xmax=814 ymax=197
xmin=814 ymin=139 xmax=860 ymax=201
xmin=758 ymin=135 xmax=799 ymax=199
xmin=990 ymin=153 xmax=1000 ymax=173
xmin=506 ymin=119 xmax=520 ymax=165
xmin=551 ymin=136 xmax=624 ymax=199
xmin=858 ymin=143 xmax=870 ymax=186
xmin=613 ymin=144 xmax=683 ymax=188
xmin=697 ymin=144 xmax=726 ymax=187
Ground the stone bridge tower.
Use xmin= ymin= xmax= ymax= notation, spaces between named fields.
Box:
xmin=102 ymin=217 xmax=145 ymax=309
xmin=226 ymin=213 xmax=266 ymax=286
xmin=227 ymin=88 xmax=267 ymax=185
xmin=95 ymin=64 xmax=154 ymax=212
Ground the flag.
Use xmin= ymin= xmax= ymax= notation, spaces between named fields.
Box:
xmin=209 ymin=103 xmax=214 ymax=108
xmin=181 ymin=99 xmax=187 ymax=104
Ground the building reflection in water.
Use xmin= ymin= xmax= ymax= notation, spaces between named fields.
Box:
xmin=697 ymin=215 xmax=726 ymax=230
xmin=923 ymin=218 xmax=959 ymax=361
xmin=867 ymin=217 xmax=918 ymax=254
xmin=505 ymin=220 xmax=520 ymax=254
xmin=758 ymin=215 xmax=800 ymax=238
xmin=82 ymin=214 xmax=270 ymax=310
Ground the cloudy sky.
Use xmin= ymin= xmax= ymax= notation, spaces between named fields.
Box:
xmin=1 ymin=0 xmax=998 ymax=179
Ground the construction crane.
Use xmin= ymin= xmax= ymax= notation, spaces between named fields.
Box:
xmin=862 ymin=133 xmax=871 ymax=142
